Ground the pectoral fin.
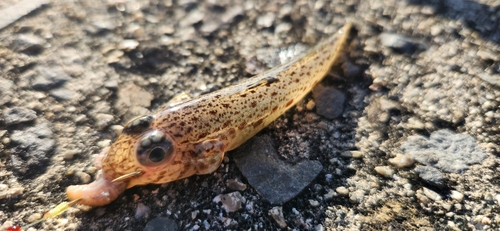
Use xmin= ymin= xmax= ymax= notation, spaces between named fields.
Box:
xmin=193 ymin=139 xmax=225 ymax=175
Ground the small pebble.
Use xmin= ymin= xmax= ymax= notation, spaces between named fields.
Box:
xmin=450 ymin=190 xmax=464 ymax=202
xmin=416 ymin=192 xmax=430 ymax=204
xmin=94 ymin=113 xmax=114 ymax=130
xmin=324 ymin=189 xmax=336 ymax=200
xmin=104 ymin=80 xmax=118 ymax=89
xmin=110 ymin=125 xmax=124 ymax=135
xmin=118 ymin=39 xmax=139 ymax=51
xmin=406 ymin=117 xmax=425 ymax=130
xmin=2 ymin=137 xmax=10 ymax=145
xmin=415 ymin=166 xmax=446 ymax=189
xmin=97 ymin=139 xmax=111 ymax=148
xmin=75 ymin=171 xmax=91 ymax=184
xmin=349 ymin=190 xmax=365 ymax=203
xmin=49 ymin=88 xmax=79 ymax=101
xmin=350 ymin=151 xmax=363 ymax=158
xmin=216 ymin=192 xmax=243 ymax=212
xmin=226 ymin=179 xmax=247 ymax=191
xmin=336 ymin=186 xmax=349 ymax=196
xmin=309 ymin=199 xmax=320 ymax=207
xmin=26 ymin=213 xmax=42 ymax=223
xmin=477 ymin=49 xmax=498 ymax=61
xmin=312 ymin=85 xmax=346 ymax=119
xmin=62 ymin=149 xmax=80 ymax=160
xmin=379 ymin=32 xmax=427 ymax=55
xmin=340 ymin=151 xmax=352 ymax=158
xmin=374 ymin=166 xmax=394 ymax=177
xmin=423 ymin=187 xmax=442 ymax=201
xmin=134 ymin=203 xmax=151 ymax=219
xmin=256 ymin=12 xmax=275 ymax=28
xmin=268 ymin=206 xmax=287 ymax=228
xmin=388 ymin=154 xmax=414 ymax=168
xmin=306 ymin=100 xmax=315 ymax=110
xmin=494 ymin=194 xmax=500 ymax=206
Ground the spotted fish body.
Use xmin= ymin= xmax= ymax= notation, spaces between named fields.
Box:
xmin=66 ymin=23 xmax=352 ymax=206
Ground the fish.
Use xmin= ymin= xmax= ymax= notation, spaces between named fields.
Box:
xmin=66 ymin=23 xmax=353 ymax=206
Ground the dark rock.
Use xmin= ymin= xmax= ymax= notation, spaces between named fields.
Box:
xmin=3 ymin=107 xmax=37 ymax=125
xmin=380 ymin=32 xmax=428 ymax=55
xmin=143 ymin=217 xmax=179 ymax=231
xmin=30 ymin=66 xmax=71 ymax=91
xmin=341 ymin=61 xmax=361 ymax=78
xmin=232 ymin=135 xmax=323 ymax=204
xmin=9 ymin=120 xmax=55 ymax=178
xmin=312 ymin=85 xmax=346 ymax=119
xmin=401 ymin=129 xmax=487 ymax=173
xmin=414 ymin=165 xmax=446 ymax=188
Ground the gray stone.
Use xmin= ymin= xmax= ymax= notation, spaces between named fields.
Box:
xmin=11 ymin=34 xmax=46 ymax=54
xmin=9 ymin=120 xmax=55 ymax=177
xmin=414 ymin=165 xmax=446 ymax=188
xmin=49 ymin=88 xmax=78 ymax=101
xmin=232 ymin=135 xmax=323 ymax=204
xmin=380 ymin=32 xmax=427 ymax=55
xmin=94 ymin=113 xmax=115 ymax=130
xmin=3 ymin=107 xmax=37 ymax=125
xmin=30 ymin=66 xmax=71 ymax=91
xmin=312 ymin=85 xmax=346 ymax=119
xmin=401 ymin=130 xmax=487 ymax=173
xmin=143 ymin=217 xmax=178 ymax=231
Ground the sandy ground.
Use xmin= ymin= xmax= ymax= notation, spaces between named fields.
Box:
xmin=1 ymin=0 xmax=499 ymax=230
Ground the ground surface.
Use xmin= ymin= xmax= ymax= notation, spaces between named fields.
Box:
xmin=0 ymin=0 xmax=499 ymax=230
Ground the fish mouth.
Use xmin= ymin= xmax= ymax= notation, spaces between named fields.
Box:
xmin=66 ymin=170 xmax=127 ymax=206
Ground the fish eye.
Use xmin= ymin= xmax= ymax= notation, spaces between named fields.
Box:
xmin=149 ymin=147 xmax=165 ymax=162
xmin=136 ymin=130 xmax=174 ymax=167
